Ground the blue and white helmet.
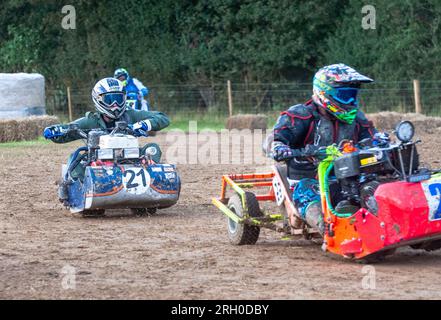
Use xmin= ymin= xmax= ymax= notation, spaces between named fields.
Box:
xmin=92 ymin=78 xmax=127 ymax=119
xmin=114 ymin=68 xmax=129 ymax=86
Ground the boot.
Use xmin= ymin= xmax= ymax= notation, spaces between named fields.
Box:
xmin=304 ymin=202 xmax=325 ymax=235
xmin=58 ymin=180 xmax=69 ymax=205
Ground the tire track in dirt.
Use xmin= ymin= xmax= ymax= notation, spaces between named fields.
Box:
xmin=1 ymin=132 xmax=441 ymax=299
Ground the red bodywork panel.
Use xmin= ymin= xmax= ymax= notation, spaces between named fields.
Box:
xmin=327 ymin=179 xmax=441 ymax=259
xmin=376 ymin=181 xmax=441 ymax=245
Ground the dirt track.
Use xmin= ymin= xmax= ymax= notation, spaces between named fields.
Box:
xmin=1 ymin=131 xmax=441 ymax=300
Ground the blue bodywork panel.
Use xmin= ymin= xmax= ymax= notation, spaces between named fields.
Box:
xmin=66 ymin=163 xmax=180 ymax=213
xmin=84 ymin=166 xmax=124 ymax=196
xmin=68 ymin=179 xmax=86 ymax=211
xmin=148 ymin=164 xmax=181 ymax=193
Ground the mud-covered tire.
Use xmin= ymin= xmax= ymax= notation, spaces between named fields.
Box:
xmin=358 ymin=249 xmax=396 ymax=264
xmin=411 ymin=240 xmax=441 ymax=252
xmin=81 ymin=209 xmax=105 ymax=217
xmin=227 ymin=192 xmax=263 ymax=245
xmin=131 ymin=208 xmax=157 ymax=216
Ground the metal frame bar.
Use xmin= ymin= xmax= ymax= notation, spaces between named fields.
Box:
xmin=212 ymin=172 xmax=277 ymax=225
xmin=212 ymin=170 xmax=318 ymax=237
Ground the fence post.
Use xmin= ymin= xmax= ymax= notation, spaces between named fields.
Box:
xmin=227 ymin=80 xmax=233 ymax=117
xmin=413 ymin=80 xmax=422 ymax=114
xmin=67 ymin=86 xmax=73 ymax=122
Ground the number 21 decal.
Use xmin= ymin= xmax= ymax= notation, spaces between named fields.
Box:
xmin=124 ymin=169 xmax=147 ymax=189
xmin=123 ymin=168 xmax=151 ymax=194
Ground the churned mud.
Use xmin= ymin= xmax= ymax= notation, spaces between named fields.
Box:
xmin=1 ymin=131 xmax=441 ymax=299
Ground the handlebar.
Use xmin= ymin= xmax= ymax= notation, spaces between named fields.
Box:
xmin=67 ymin=121 xmax=139 ymax=139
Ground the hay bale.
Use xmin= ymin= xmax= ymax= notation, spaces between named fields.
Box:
xmin=226 ymin=114 xmax=268 ymax=130
xmin=367 ymin=112 xmax=441 ymax=134
xmin=0 ymin=115 xmax=59 ymax=143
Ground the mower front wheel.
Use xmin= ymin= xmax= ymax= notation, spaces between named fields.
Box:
xmin=227 ymin=192 xmax=263 ymax=245
xmin=131 ymin=208 xmax=157 ymax=216
xmin=80 ymin=209 xmax=105 ymax=217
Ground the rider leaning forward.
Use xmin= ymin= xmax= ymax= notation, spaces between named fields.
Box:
xmin=270 ymin=64 xmax=381 ymax=233
xmin=43 ymin=77 xmax=170 ymax=201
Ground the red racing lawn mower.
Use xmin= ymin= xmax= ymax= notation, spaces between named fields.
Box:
xmin=213 ymin=121 xmax=441 ymax=262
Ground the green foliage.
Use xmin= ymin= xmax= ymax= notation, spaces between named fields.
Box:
xmin=177 ymin=0 xmax=344 ymax=83
xmin=0 ymin=0 xmax=344 ymax=87
xmin=322 ymin=0 xmax=441 ymax=81
xmin=0 ymin=0 xmax=439 ymax=90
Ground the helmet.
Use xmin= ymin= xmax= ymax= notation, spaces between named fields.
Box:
xmin=91 ymin=78 xmax=127 ymax=119
xmin=312 ymin=64 xmax=373 ymax=124
xmin=114 ymin=68 xmax=129 ymax=86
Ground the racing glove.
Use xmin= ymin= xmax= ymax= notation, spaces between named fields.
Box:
xmin=373 ymin=132 xmax=390 ymax=147
xmin=43 ymin=125 xmax=66 ymax=140
xmin=272 ymin=143 xmax=294 ymax=161
xmin=129 ymin=120 xmax=152 ymax=137
xmin=272 ymin=143 xmax=326 ymax=162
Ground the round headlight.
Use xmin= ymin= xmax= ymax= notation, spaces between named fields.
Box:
xmin=145 ymin=146 xmax=158 ymax=156
xmin=395 ymin=121 xmax=415 ymax=143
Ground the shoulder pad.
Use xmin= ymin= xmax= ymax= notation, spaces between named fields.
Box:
xmin=283 ymin=104 xmax=315 ymax=119
xmin=356 ymin=110 xmax=370 ymax=124
xmin=85 ymin=111 xmax=99 ymax=119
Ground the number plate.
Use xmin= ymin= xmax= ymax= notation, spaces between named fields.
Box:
xmin=421 ymin=176 xmax=441 ymax=221
xmin=272 ymin=177 xmax=285 ymax=206
xmin=122 ymin=168 xmax=151 ymax=195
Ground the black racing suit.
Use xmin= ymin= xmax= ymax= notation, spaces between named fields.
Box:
xmin=272 ymin=100 xmax=377 ymax=232
xmin=273 ymin=100 xmax=377 ymax=180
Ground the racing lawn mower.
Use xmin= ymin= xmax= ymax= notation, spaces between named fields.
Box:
xmin=59 ymin=121 xmax=180 ymax=216
xmin=212 ymin=121 xmax=441 ymax=261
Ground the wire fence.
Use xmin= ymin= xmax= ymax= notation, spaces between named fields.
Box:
xmin=46 ymin=81 xmax=441 ymax=122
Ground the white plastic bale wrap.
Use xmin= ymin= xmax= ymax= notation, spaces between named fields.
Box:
xmin=0 ymin=73 xmax=46 ymax=118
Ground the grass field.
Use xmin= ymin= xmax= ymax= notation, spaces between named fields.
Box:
xmin=0 ymin=136 xmax=51 ymax=148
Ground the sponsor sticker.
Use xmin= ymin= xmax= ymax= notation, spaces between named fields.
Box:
xmin=421 ymin=177 xmax=441 ymax=221
xmin=360 ymin=157 xmax=377 ymax=166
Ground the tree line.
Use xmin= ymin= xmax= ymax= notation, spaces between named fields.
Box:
xmin=1 ymin=0 xmax=440 ymax=90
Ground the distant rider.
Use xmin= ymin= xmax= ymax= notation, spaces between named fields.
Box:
xmin=270 ymin=64 xmax=379 ymax=233
xmin=114 ymin=68 xmax=150 ymax=111
xmin=43 ymin=77 xmax=169 ymax=201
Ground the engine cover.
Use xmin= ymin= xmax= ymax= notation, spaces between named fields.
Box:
xmin=99 ymin=134 xmax=139 ymax=149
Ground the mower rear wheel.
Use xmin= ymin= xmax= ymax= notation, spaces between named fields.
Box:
xmin=411 ymin=240 xmax=441 ymax=252
xmin=227 ymin=192 xmax=263 ymax=245
xmin=358 ymin=248 xmax=396 ymax=264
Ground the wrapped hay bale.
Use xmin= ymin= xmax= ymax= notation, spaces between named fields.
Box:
xmin=0 ymin=116 xmax=59 ymax=143
xmin=225 ymin=114 xmax=268 ymax=130
xmin=0 ymin=73 xmax=46 ymax=118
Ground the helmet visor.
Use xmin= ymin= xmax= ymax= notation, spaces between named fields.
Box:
xmin=117 ymin=75 xmax=127 ymax=82
xmin=332 ymin=87 xmax=359 ymax=105
xmin=102 ymin=92 xmax=125 ymax=107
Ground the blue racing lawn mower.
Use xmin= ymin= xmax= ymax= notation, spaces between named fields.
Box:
xmin=58 ymin=121 xmax=180 ymax=216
